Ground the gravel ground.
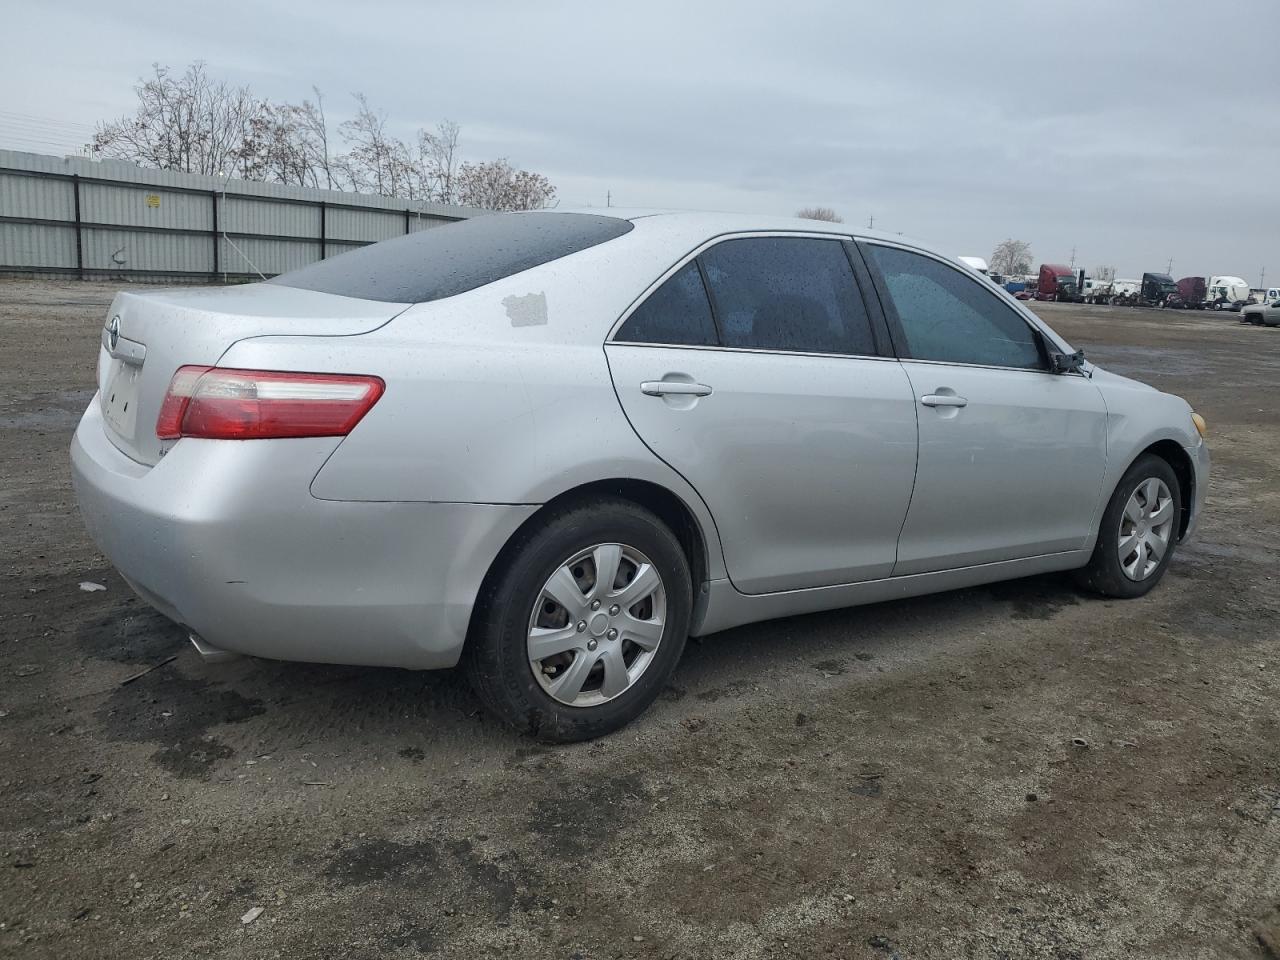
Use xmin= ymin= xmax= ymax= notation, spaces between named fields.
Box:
xmin=1 ymin=279 xmax=1278 ymax=960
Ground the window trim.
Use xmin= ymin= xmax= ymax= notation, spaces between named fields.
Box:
xmin=607 ymin=230 xmax=892 ymax=361
xmin=856 ymin=238 xmax=1075 ymax=374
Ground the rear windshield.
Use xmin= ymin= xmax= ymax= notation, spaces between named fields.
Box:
xmin=269 ymin=212 xmax=633 ymax=303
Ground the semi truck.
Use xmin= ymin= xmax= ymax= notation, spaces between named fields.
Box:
xmin=1207 ymin=276 xmax=1253 ymax=311
xmin=1108 ymin=273 xmax=1177 ymax=307
xmin=1034 ymin=264 xmax=1078 ymax=302
xmin=1166 ymin=276 xmax=1206 ymax=309
xmin=1140 ymin=272 xmax=1178 ymax=306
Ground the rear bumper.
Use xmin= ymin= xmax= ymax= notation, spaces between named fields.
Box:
xmin=70 ymin=400 xmax=535 ymax=669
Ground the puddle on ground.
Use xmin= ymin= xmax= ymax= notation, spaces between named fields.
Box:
xmin=2 ymin=389 xmax=95 ymax=430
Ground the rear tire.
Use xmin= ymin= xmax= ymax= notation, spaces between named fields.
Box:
xmin=464 ymin=497 xmax=692 ymax=742
xmin=1074 ymin=454 xmax=1181 ymax=599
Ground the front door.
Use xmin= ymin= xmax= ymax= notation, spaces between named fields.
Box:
xmin=861 ymin=242 xmax=1109 ymax=575
xmin=605 ymin=236 xmax=919 ymax=594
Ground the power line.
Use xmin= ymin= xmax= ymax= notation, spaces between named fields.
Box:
xmin=0 ymin=124 xmax=90 ymax=141
xmin=0 ymin=110 xmax=96 ymax=132
xmin=0 ymin=132 xmax=90 ymax=150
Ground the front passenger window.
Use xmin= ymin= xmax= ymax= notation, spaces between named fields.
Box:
xmin=866 ymin=244 xmax=1045 ymax=369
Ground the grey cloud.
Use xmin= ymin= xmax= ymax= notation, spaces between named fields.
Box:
xmin=1 ymin=0 xmax=1276 ymax=279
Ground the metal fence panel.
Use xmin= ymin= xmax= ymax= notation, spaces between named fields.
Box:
xmin=0 ymin=170 xmax=74 ymax=220
xmin=218 ymin=236 xmax=318 ymax=277
xmin=408 ymin=217 xmax=450 ymax=234
xmin=80 ymin=181 xmax=212 ymax=231
xmin=83 ymin=227 xmax=213 ymax=273
xmin=0 ymin=149 xmax=481 ymax=280
xmin=222 ymin=195 xmax=319 ymax=238
xmin=0 ymin=221 xmax=75 ymax=268
xmin=326 ymin=206 xmax=408 ymax=243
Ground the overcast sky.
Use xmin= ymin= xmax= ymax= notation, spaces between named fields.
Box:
xmin=2 ymin=0 xmax=1277 ymax=282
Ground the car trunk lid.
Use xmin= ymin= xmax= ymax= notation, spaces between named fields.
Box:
xmin=95 ymin=283 xmax=407 ymax=465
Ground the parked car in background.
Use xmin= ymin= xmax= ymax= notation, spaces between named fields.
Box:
xmin=1241 ymin=299 xmax=1280 ymax=326
xmin=70 ymin=210 xmax=1210 ymax=741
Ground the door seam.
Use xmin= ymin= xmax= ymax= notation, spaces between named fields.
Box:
xmin=890 ymin=362 xmax=923 ymax=577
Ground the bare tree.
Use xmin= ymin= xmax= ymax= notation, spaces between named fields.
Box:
xmin=92 ymin=62 xmax=267 ymax=177
xmin=796 ymin=206 xmax=843 ymax=222
xmin=90 ymin=63 xmax=558 ymax=206
xmin=413 ymin=120 xmax=460 ymax=203
xmin=990 ymin=238 xmax=1034 ymax=277
xmin=334 ymin=93 xmax=414 ymax=196
xmin=456 ymin=159 xmax=555 ymax=211
xmin=297 ymin=89 xmax=335 ymax=190
xmin=240 ymin=102 xmax=324 ymax=187
xmin=1092 ymin=264 xmax=1116 ymax=282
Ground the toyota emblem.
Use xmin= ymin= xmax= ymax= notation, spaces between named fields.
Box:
xmin=107 ymin=315 xmax=120 ymax=352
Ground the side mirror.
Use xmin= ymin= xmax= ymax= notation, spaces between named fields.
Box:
xmin=1049 ymin=349 xmax=1086 ymax=375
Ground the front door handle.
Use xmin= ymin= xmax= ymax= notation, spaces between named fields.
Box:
xmin=920 ymin=393 xmax=968 ymax=408
xmin=641 ymin=381 xmax=712 ymax=397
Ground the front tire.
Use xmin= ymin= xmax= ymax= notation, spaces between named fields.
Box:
xmin=464 ymin=498 xmax=692 ymax=742
xmin=1075 ymin=454 xmax=1181 ymax=599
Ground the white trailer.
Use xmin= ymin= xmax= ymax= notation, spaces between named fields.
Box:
xmin=1083 ymin=278 xmax=1138 ymax=304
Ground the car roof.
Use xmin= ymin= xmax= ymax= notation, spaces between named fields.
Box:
xmin=548 ymin=207 xmax=934 ymax=251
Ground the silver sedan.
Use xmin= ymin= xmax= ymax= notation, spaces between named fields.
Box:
xmin=71 ymin=211 xmax=1210 ymax=740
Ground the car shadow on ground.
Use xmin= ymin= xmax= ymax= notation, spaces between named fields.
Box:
xmin=76 ymin=571 xmax=1090 ymax=769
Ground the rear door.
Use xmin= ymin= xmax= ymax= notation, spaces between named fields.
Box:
xmin=860 ymin=242 xmax=1109 ymax=575
xmin=605 ymin=235 xmax=919 ymax=595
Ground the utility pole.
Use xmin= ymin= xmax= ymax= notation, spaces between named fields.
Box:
xmin=1069 ymin=245 xmax=1076 ymax=269
xmin=1166 ymin=257 xmax=1173 ymax=274
xmin=606 ymin=190 xmax=611 ymax=208
xmin=868 ymin=214 xmax=874 ymax=229
xmin=1261 ymin=266 xmax=1266 ymax=289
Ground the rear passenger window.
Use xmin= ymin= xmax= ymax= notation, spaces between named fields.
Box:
xmin=700 ymin=237 xmax=876 ymax=355
xmin=616 ymin=261 xmax=718 ymax=346
xmin=866 ymin=244 xmax=1045 ymax=369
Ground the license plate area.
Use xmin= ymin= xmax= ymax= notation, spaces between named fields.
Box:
xmin=102 ymin=359 xmax=142 ymax=439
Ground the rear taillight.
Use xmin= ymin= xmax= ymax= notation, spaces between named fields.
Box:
xmin=156 ymin=366 xmax=385 ymax=440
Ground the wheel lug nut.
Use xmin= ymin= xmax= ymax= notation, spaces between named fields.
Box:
xmin=591 ymin=600 xmax=601 ymax=611
xmin=576 ymin=620 xmax=586 ymax=632
xmin=607 ymin=628 xmax=618 ymax=641
xmin=587 ymin=639 xmax=598 ymax=651
xmin=609 ymin=604 xmax=620 ymax=616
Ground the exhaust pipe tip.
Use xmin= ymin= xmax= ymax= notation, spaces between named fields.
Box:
xmin=188 ymin=632 xmax=242 ymax=664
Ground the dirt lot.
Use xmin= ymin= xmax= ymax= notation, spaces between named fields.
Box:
xmin=1 ymin=279 xmax=1278 ymax=960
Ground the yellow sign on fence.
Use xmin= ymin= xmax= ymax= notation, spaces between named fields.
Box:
xmin=145 ymin=194 xmax=160 ymax=208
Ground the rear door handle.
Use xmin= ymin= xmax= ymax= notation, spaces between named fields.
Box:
xmin=641 ymin=381 xmax=712 ymax=397
xmin=920 ymin=394 xmax=968 ymax=408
